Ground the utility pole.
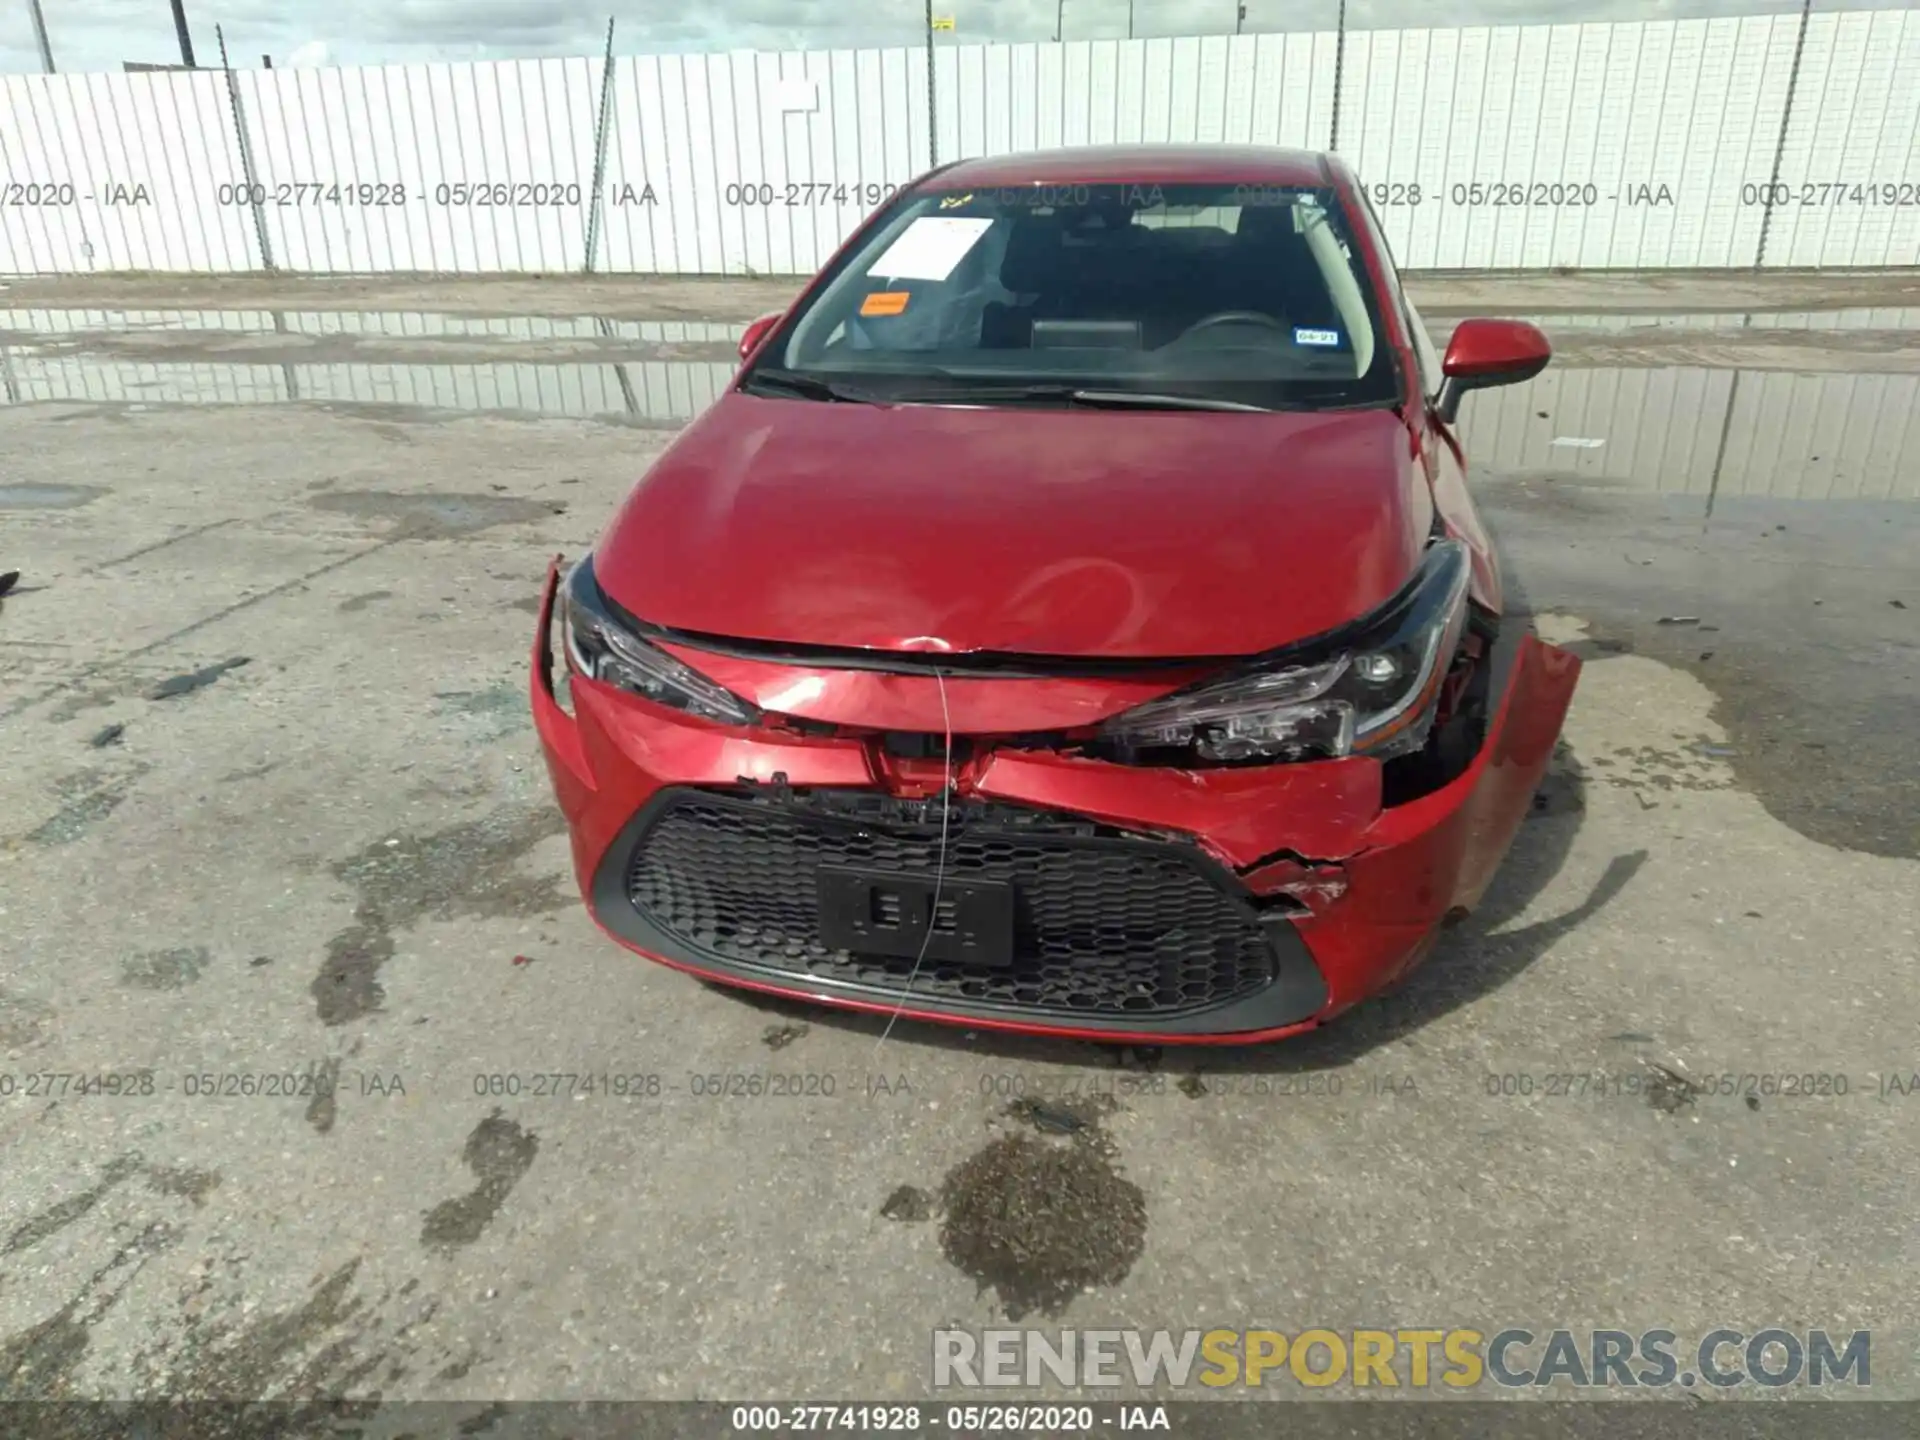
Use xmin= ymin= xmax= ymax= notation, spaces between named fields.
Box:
xmin=1055 ymin=0 xmax=1063 ymax=42
xmin=170 ymin=0 xmax=197 ymax=66
xmin=1235 ymin=2 xmax=1246 ymax=34
xmin=26 ymin=0 xmax=56 ymax=71
xmin=1127 ymin=0 xmax=1134 ymax=39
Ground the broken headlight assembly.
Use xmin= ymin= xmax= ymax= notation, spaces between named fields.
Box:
xmin=560 ymin=557 xmax=756 ymax=725
xmin=1096 ymin=538 xmax=1473 ymax=765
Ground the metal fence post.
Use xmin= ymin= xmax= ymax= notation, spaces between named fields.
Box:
xmin=925 ymin=0 xmax=939 ymax=167
xmin=1328 ymin=0 xmax=1347 ymax=151
xmin=1754 ymin=0 xmax=1814 ymax=268
xmin=216 ymin=25 xmax=274 ymax=271
xmin=583 ymin=17 xmax=617 ymax=274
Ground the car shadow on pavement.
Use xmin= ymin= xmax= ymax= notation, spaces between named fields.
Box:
xmin=716 ymin=745 xmax=1649 ymax=1076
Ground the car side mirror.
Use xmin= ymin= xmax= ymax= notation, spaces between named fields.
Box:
xmin=738 ymin=311 xmax=784 ymax=363
xmin=1433 ymin=318 xmax=1552 ymax=425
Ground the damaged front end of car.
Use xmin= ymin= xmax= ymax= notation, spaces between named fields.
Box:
xmin=531 ymin=537 xmax=1581 ymax=1043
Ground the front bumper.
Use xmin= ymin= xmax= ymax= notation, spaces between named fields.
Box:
xmin=530 ymin=559 xmax=1581 ymax=1045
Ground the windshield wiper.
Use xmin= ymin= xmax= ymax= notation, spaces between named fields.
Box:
xmin=889 ymin=382 xmax=1273 ymax=413
xmin=741 ymin=368 xmax=886 ymax=404
xmin=1067 ymin=388 xmax=1272 ymax=413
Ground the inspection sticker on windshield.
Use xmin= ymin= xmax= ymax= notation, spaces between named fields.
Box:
xmin=868 ymin=216 xmax=994 ymax=281
xmin=860 ymin=290 xmax=911 ymax=316
xmin=1294 ymin=327 xmax=1342 ymax=347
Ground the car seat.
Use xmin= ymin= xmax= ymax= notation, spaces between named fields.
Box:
xmin=1224 ymin=205 xmax=1344 ymax=336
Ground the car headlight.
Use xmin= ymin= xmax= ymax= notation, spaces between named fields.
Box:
xmin=1097 ymin=538 xmax=1473 ymax=764
xmin=560 ymin=556 xmax=756 ymax=726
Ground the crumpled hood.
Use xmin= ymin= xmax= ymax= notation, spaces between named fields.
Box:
xmin=593 ymin=392 xmax=1429 ymax=659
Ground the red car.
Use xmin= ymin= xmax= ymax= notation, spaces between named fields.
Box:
xmin=531 ymin=145 xmax=1581 ymax=1045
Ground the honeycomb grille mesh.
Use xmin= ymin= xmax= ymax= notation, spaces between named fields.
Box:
xmin=623 ymin=788 xmax=1277 ymax=1018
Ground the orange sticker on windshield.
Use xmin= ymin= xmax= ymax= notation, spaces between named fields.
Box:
xmin=860 ymin=290 xmax=911 ymax=316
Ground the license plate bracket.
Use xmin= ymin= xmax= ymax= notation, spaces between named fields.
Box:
xmin=816 ymin=866 xmax=1015 ymax=968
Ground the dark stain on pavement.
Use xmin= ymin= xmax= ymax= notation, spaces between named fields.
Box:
xmin=4 ymin=1155 xmax=222 ymax=1256
xmin=307 ymin=1059 xmax=343 ymax=1134
xmin=152 ymin=1260 xmax=383 ymax=1400
xmin=1576 ymin=618 xmax=1916 ymax=854
xmin=310 ymin=490 xmax=553 ymax=540
xmin=421 ymin=1111 xmax=540 ymax=1253
xmin=315 ymin=922 xmax=396 ymax=1027
xmin=4 ymin=1156 xmax=143 ymax=1255
xmin=338 ymin=589 xmax=394 ymax=612
xmin=0 ymin=986 xmax=55 ymax=1049
xmin=220 ymin=760 xmax=280 ymax=784
xmin=146 ymin=656 xmax=251 ymax=701
xmin=0 ymin=1220 xmax=181 ymax=1396
xmin=458 ymin=1401 xmax=512 ymax=1434
xmin=2 ymin=1215 xmax=454 ymax=1410
xmin=1003 ymin=1094 xmax=1115 ymax=1136
xmin=26 ymin=764 xmax=149 ymax=846
xmin=1645 ymin=1063 xmax=1703 ymax=1115
xmin=1486 ymin=480 xmax=1920 ymax=860
xmin=143 ymin=1166 xmax=221 ymax=1206
xmin=121 ymin=945 xmax=211 ymax=991
xmin=938 ymin=1099 xmax=1146 ymax=1320
xmin=763 ymin=1022 xmax=810 ymax=1051
xmin=879 ymin=1185 xmax=932 ymax=1222
xmin=312 ymin=804 xmax=568 ymax=1025
xmin=0 ymin=1297 xmax=94 ymax=1397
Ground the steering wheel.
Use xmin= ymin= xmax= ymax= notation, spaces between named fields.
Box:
xmin=1180 ymin=310 xmax=1290 ymax=338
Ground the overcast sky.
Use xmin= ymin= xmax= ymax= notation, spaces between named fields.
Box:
xmin=0 ymin=0 xmax=1882 ymax=77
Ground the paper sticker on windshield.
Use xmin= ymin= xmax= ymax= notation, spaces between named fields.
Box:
xmin=868 ymin=216 xmax=994 ymax=281
xmin=860 ymin=290 xmax=911 ymax=316
xmin=1294 ymin=327 xmax=1342 ymax=347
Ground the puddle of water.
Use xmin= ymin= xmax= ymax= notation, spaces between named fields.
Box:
xmin=0 ymin=308 xmax=748 ymax=344
xmin=3 ymin=304 xmax=1915 ymax=502
xmin=0 ymin=353 xmax=733 ymax=425
xmin=0 ymin=483 xmax=106 ymax=509
xmin=1515 ymin=307 xmax=1920 ymax=332
xmin=1458 ymin=365 xmax=1920 ymax=501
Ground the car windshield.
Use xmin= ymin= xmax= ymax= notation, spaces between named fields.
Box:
xmin=756 ymin=181 xmax=1399 ymax=412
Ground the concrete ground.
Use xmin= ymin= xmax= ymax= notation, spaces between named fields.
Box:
xmin=0 ymin=271 xmax=1916 ymax=1419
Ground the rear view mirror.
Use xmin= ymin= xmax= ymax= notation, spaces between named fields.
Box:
xmin=738 ymin=312 xmax=784 ymax=363
xmin=1433 ymin=318 xmax=1552 ymax=425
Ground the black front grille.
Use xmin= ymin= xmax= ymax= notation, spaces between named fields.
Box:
xmin=618 ymin=787 xmax=1279 ymax=1020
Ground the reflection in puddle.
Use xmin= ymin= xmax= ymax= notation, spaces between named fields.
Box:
xmin=1460 ymin=365 xmax=1919 ymax=502
xmin=0 ymin=308 xmax=741 ymax=423
xmin=2 ymin=305 xmax=1916 ymax=502
xmin=0 ymin=353 xmax=734 ymax=425
xmin=1518 ymin=307 xmax=1920 ymax=333
xmin=0 ymin=308 xmax=748 ymax=345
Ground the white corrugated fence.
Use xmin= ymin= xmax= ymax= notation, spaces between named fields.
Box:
xmin=2 ymin=8 xmax=1918 ymax=275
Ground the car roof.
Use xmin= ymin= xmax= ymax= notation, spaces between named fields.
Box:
xmin=924 ymin=144 xmax=1338 ymax=189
